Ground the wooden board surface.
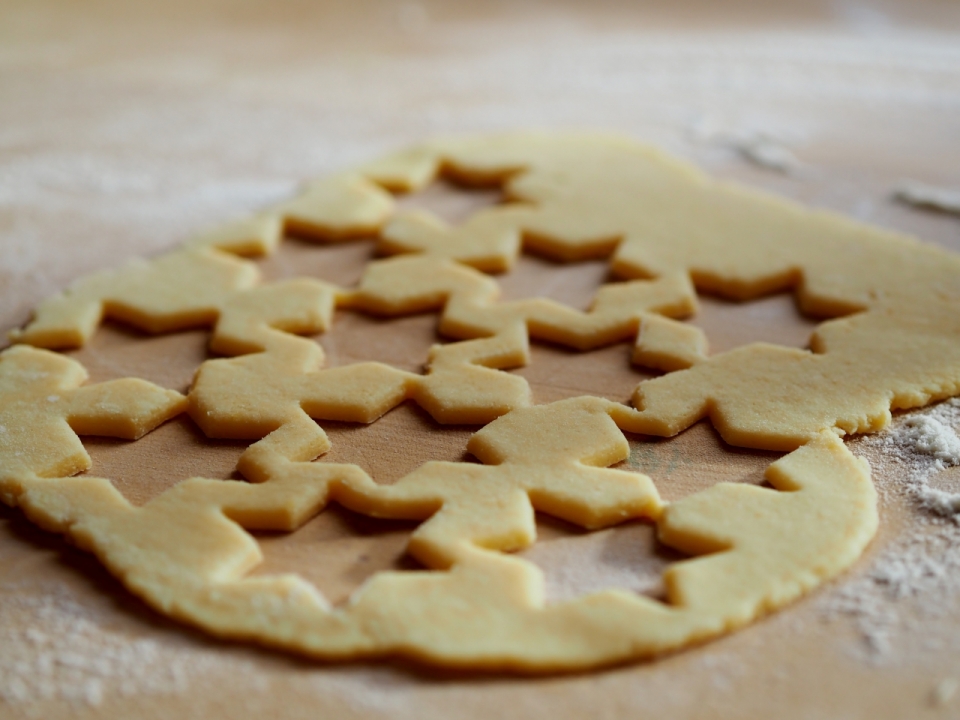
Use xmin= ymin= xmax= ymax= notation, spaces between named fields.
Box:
xmin=2 ymin=1 xmax=960 ymax=718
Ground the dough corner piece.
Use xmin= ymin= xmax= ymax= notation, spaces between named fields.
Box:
xmin=0 ymin=344 xmax=186 ymax=504
xmin=1 ymin=385 xmax=878 ymax=671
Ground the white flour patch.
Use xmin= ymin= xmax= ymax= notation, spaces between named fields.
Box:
xmin=820 ymin=399 xmax=960 ymax=660
xmin=0 ymin=581 xmax=262 ymax=709
xmin=870 ymin=401 xmax=960 ymax=517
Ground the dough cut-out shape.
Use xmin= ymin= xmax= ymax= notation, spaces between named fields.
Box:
xmin=0 ymin=388 xmax=877 ymax=670
xmin=185 ymin=173 xmax=396 ymax=256
xmin=357 ymin=134 xmax=960 ymax=449
xmin=189 ymin=322 xmax=532 ymax=433
xmin=350 ymin=255 xmax=705 ymax=370
xmin=7 ymin=132 xmax=955 ymax=670
xmin=189 ymin=253 xmax=708 ymax=436
xmin=15 ymin=133 xmax=960 ymax=452
xmin=0 ymin=345 xmax=185 ymax=504
xmin=9 ymin=218 xmax=705 ymax=425
xmin=8 ymin=245 xmax=345 ymax=356
xmin=9 ymin=241 xmax=708 ymax=424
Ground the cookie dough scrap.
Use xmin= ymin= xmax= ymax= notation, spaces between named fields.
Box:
xmin=7 ymin=245 xmax=344 ymax=356
xmin=11 ymin=224 xmax=707 ymax=390
xmin=0 ymin=345 xmax=185 ymax=505
xmin=23 ymin=133 xmax=960 ymax=453
xmin=9 ymin=169 xmax=400 ymax=347
xmin=35 ymin=130 xmax=949 ymax=454
xmin=4 ymin=132 xmax=943 ymax=670
xmin=9 ymin=220 xmax=707 ymax=425
xmin=358 ymin=134 xmax=960 ymax=449
xmin=189 ymin=324 xmax=532 ymax=434
xmin=350 ymin=254 xmax=705 ymax=371
xmin=189 ymin=250 xmax=708 ymax=435
xmin=0 ymin=387 xmax=877 ymax=670
xmin=8 ymin=170 xmax=397 ymax=351
xmin=10 ymin=171 xmax=706 ymax=405
xmin=624 ymin=300 xmax=960 ymax=450
xmin=185 ymin=172 xmax=396 ymax=256
xmin=10 ymin=243 xmax=708 ymax=426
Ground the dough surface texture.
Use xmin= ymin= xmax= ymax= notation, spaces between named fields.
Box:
xmin=16 ymin=132 xmax=960 ymax=669
xmin=15 ymin=134 xmax=960 ymax=450
xmin=0 ymin=379 xmax=877 ymax=669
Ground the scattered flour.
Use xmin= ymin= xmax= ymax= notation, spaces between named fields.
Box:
xmin=0 ymin=582 xmax=257 ymax=710
xmin=868 ymin=400 xmax=960 ymax=517
xmin=3 ymin=410 xmax=960 ymax=709
xmin=820 ymin=399 xmax=960 ymax=659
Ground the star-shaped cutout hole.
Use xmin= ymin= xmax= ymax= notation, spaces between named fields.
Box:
xmin=689 ymin=292 xmax=820 ymax=356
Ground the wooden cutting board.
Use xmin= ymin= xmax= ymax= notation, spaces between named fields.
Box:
xmin=2 ymin=1 xmax=960 ymax=718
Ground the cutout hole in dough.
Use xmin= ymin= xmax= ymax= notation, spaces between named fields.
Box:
xmin=318 ymin=311 xmax=440 ymax=374
xmin=497 ymin=254 xmax=613 ymax=309
xmin=258 ymin=236 xmax=376 ymax=287
xmin=620 ymin=422 xmax=781 ymax=503
xmin=320 ymin=403 xmax=476 ymax=486
xmin=83 ymin=415 xmax=248 ymax=506
xmin=396 ymin=177 xmax=506 ymax=227
xmin=254 ymin=405 xmax=479 ymax=606
xmin=513 ymin=343 xmax=659 ymax=405
xmin=252 ymin=506 xmax=423 ymax=608
xmin=688 ymin=292 xmax=819 ymax=356
xmin=518 ymin=515 xmax=681 ymax=604
xmin=66 ymin=325 xmax=209 ymax=393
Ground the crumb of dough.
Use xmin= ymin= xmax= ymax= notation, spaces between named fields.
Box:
xmin=894 ymin=180 xmax=960 ymax=215
xmin=735 ymin=138 xmax=800 ymax=173
xmin=686 ymin=117 xmax=800 ymax=173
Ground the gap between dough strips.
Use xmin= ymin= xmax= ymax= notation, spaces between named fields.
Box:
xmin=4 ymin=133 xmax=960 ymax=670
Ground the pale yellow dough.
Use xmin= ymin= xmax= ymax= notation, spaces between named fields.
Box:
xmin=14 ymin=134 xmax=960 ymax=450
xmin=0 ymin=372 xmax=876 ymax=669
xmin=0 ymin=345 xmax=185 ymax=504
xmin=14 ymin=131 xmax=958 ymax=669
xmin=361 ymin=134 xmax=960 ymax=450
